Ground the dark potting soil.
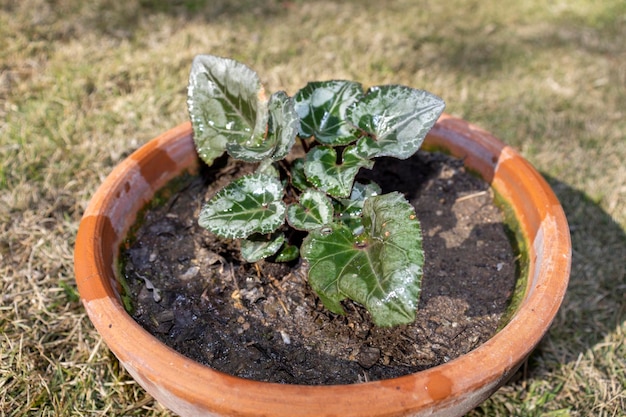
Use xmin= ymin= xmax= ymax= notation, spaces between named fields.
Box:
xmin=121 ymin=151 xmax=518 ymax=385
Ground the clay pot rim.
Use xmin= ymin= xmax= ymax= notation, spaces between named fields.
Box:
xmin=74 ymin=113 xmax=571 ymax=416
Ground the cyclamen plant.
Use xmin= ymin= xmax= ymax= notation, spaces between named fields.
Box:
xmin=187 ymin=54 xmax=445 ymax=327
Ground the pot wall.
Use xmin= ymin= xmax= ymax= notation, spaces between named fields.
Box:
xmin=75 ymin=115 xmax=571 ymax=417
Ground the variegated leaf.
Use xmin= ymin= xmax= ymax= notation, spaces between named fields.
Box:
xmin=287 ymin=189 xmax=334 ymax=231
xmin=294 ymin=81 xmax=363 ymax=146
xmin=301 ymin=192 xmax=424 ymax=327
xmin=290 ymin=158 xmax=310 ymax=191
xmin=266 ymin=91 xmax=299 ymax=161
xmin=240 ymin=232 xmax=285 ymax=262
xmin=303 ymin=145 xmax=374 ymax=198
xmin=188 ymin=54 xmax=269 ymax=165
xmin=198 ymin=173 xmax=285 ymax=239
xmin=347 ymin=85 xmax=445 ymax=160
xmin=226 ymin=91 xmax=298 ymax=162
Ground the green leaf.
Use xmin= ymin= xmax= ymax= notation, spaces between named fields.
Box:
xmin=347 ymin=85 xmax=445 ymax=160
xmin=226 ymin=91 xmax=298 ymax=162
xmin=338 ymin=181 xmax=383 ymax=213
xmin=188 ymin=54 xmax=269 ymax=165
xmin=240 ymin=232 xmax=285 ymax=262
xmin=266 ymin=91 xmax=299 ymax=161
xmin=304 ymin=146 xmax=374 ymax=198
xmin=198 ymin=173 xmax=286 ymax=239
xmin=294 ymin=81 xmax=363 ymax=145
xmin=287 ymin=189 xmax=334 ymax=231
xmin=290 ymin=158 xmax=310 ymax=191
xmin=275 ymin=244 xmax=300 ymax=262
xmin=335 ymin=181 xmax=382 ymax=234
xmin=302 ymin=192 xmax=424 ymax=327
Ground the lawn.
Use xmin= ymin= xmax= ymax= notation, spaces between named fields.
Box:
xmin=1 ymin=0 xmax=624 ymax=415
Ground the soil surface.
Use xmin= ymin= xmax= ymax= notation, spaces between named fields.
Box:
xmin=121 ymin=151 xmax=518 ymax=385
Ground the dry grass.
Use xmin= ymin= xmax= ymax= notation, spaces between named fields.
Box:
xmin=1 ymin=0 xmax=624 ymax=415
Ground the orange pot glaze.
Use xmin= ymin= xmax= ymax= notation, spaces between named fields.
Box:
xmin=74 ymin=114 xmax=571 ymax=417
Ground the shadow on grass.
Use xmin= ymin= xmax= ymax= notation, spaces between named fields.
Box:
xmin=23 ymin=0 xmax=295 ymax=42
xmin=137 ymin=0 xmax=292 ymax=21
xmin=518 ymin=174 xmax=624 ymax=374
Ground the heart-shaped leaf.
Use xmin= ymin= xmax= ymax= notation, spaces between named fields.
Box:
xmin=287 ymin=189 xmax=334 ymax=231
xmin=347 ymin=85 xmax=445 ymax=160
xmin=240 ymin=232 xmax=285 ymax=262
xmin=302 ymin=192 xmax=424 ymax=327
xmin=294 ymin=81 xmax=363 ymax=146
xmin=199 ymin=173 xmax=286 ymax=239
xmin=187 ymin=54 xmax=269 ymax=165
xmin=304 ymin=146 xmax=374 ymax=198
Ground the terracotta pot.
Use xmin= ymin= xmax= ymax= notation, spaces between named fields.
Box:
xmin=74 ymin=114 xmax=571 ymax=417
